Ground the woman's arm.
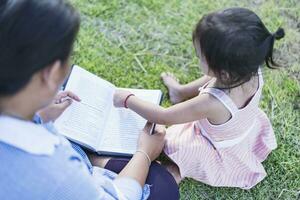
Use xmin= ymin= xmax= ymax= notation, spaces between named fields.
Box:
xmin=117 ymin=153 xmax=150 ymax=185
xmin=114 ymin=90 xmax=212 ymax=125
xmin=117 ymin=124 xmax=166 ymax=186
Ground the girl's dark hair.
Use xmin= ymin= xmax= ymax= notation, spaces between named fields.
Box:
xmin=0 ymin=0 xmax=80 ymax=96
xmin=193 ymin=7 xmax=285 ymax=88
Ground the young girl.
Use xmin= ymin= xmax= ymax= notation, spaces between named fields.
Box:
xmin=114 ymin=7 xmax=284 ymax=189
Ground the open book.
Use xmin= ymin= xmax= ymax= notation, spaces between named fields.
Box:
xmin=54 ymin=65 xmax=163 ymax=156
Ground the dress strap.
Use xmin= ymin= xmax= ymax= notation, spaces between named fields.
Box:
xmin=246 ymin=68 xmax=264 ymax=106
xmin=198 ymin=80 xmax=211 ymax=92
xmin=257 ymin=68 xmax=264 ymax=89
xmin=199 ymin=69 xmax=263 ymax=115
xmin=200 ymin=87 xmax=239 ymax=115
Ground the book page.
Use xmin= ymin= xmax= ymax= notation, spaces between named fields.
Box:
xmin=98 ymin=89 xmax=162 ymax=154
xmin=54 ymin=66 xmax=116 ymax=149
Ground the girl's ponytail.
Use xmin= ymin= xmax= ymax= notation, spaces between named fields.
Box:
xmin=273 ymin=28 xmax=285 ymax=40
xmin=265 ymin=27 xmax=285 ymax=68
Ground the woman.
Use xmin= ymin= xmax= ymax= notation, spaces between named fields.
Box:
xmin=0 ymin=0 xmax=179 ymax=199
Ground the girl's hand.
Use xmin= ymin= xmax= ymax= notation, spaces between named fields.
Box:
xmin=113 ymin=90 xmax=133 ymax=108
xmin=137 ymin=123 xmax=166 ymax=161
xmin=37 ymin=91 xmax=81 ymax=123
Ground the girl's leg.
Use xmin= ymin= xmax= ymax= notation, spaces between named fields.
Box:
xmin=159 ymin=153 xmax=183 ymax=184
xmin=164 ymin=162 xmax=182 ymax=185
xmin=161 ymin=73 xmax=212 ymax=104
xmin=88 ymin=153 xmax=111 ymax=168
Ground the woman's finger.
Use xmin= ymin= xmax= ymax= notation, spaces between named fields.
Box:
xmin=153 ymin=125 xmax=166 ymax=135
xmin=64 ymin=91 xmax=81 ymax=101
xmin=58 ymin=99 xmax=73 ymax=110
xmin=54 ymin=91 xmax=68 ymax=101
xmin=143 ymin=122 xmax=153 ymax=133
xmin=55 ymin=91 xmax=81 ymax=103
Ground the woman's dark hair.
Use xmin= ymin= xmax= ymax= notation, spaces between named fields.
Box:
xmin=193 ymin=7 xmax=285 ymax=88
xmin=0 ymin=0 xmax=80 ymax=96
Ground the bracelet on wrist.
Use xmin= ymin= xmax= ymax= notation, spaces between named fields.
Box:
xmin=136 ymin=150 xmax=151 ymax=166
xmin=124 ymin=94 xmax=135 ymax=108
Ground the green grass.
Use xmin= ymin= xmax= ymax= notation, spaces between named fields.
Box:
xmin=69 ymin=0 xmax=300 ymax=199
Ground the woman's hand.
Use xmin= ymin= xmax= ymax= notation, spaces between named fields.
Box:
xmin=113 ymin=90 xmax=132 ymax=107
xmin=137 ymin=123 xmax=166 ymax=161
xmin=37 ymin=91 xmax=81 ymax=123
xmin=117 ymin=123 xmax=166 ymax=186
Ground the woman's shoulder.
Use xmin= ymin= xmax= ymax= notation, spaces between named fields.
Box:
xmin=0 ymin=140 xmax=88 ymax=176
xmin=0 ymin=141 xmax=100 ymax=200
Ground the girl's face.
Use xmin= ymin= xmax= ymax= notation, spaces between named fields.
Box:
xmin=194 ymin=40 xmax=213 ymax=76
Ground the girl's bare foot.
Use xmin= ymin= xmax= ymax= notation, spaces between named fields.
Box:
xmin=161 ymin=72 xmax=185 ymax=104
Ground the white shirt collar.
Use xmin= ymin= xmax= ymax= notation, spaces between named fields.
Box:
xmin=0 ymin=116 xmax=60 ymax=155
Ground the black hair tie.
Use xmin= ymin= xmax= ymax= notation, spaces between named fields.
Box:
xmin=273 ymin=27 xmax=285 ymax=40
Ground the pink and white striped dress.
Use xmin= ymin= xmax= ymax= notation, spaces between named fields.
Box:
xmin=164 ymin=70 xmax=277 ymax=189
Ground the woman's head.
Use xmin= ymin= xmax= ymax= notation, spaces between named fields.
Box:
xmin=0 ymin=0 xmax=79 ymax=111
xmin=193 ymin=7 xmax=285 ymax=87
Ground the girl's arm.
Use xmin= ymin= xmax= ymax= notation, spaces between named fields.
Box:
xmin=114 ymin=90 xmax=213 ymax=125
xmin=178 ymin=75 xmax=212 ymax=100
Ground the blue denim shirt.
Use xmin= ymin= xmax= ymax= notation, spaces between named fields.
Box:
xmin=0 ymin=115 xmax=149 ymax=200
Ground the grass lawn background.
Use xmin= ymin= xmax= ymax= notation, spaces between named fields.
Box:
xmin=69 ymin=0 xmax=300 ymax=199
